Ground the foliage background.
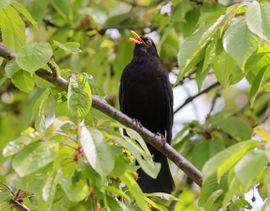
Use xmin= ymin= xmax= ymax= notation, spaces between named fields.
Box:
xmin=1 ymin=0 xmax=270 ymax=210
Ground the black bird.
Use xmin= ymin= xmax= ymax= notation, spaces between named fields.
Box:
xmin=119 ymin=31 xmax=174 ymax=193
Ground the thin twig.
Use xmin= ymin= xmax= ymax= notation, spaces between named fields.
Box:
xmin=206 ymin=86 xmax=221 ymax=120
xmin=182 ymin=84 xmax=200 ymax=121
xmin=0 ymin=42 xmax=203 ymax=186
xmin=9 ymin=199 xmax=30 ymax=211
xmin=174 ymin=82 xmax=219 ymax=114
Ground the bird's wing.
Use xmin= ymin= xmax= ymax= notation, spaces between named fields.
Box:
xmin=160 ymin=75 xmax=173 ymax=144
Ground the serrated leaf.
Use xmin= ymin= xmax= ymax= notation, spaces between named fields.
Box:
xmin=234 ymin=150 xmax=267 ymax=187
xmin=177 ymin=3 xmax=246 ymax=83
xmin=16 ymin=42 xmax=53 ymax=74
xmin=67 ymin=74 xmax=92 ymax=118
xmin=223 ymin=17 xmax=260 ymax=69
xmin=27 ymin=0 xmax=50 ymax=22
xmin=144 ymin=192 xmax=178 ymax=201
xmin=53 ymin=40 xmax=82 ymax=54
xmin=0 ymin=6 xmax=26 ymax=51
xmin=249 ymin=66 xmax=266 ymax=105
xmin=113 ymin=135 xmax=160 ymax=179
xmin=233 ymin=197 xmax=252 ymax=209
xmin=125 ymin=128 xmax=151 ymax=155
xmin=2 ymin=132 xmax=42 ymax=157
xmin=80 ymin=126 xmax=114 ymax=177
xmin=212 ymin=51 xmax=243 ymax=87
xmin=12 ymin=141 xmax=56 ymax=177
xmin=11 ymin=70 xmax=34 ymax=93
xmin=210 ymin=116 xmax=252 ymax=141
xmin=198 ymin=173 xmax=219 ymax=207
xmin=205 ymin=189 xmax=223 ymax=210
xmin=246 ymin=1 xmax=270 ymax=40
xmin=120 ymin=172 xmax=150 ymax=211
xmin=12 ymin=1 xmax=37 ymax=28
xmin=202 ymin=141 xmax=258 ymax=179
xmin=58 ymin=164 xmax=88 ymax=202
xmin=5 ymin=59 xmax=20 ymax=78
xmin=51 ymin=0 xmax=72 ymax=20
xmin=42 ymin=172 xmax=59 ymax=209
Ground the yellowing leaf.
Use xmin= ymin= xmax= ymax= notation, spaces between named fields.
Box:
xmin=254 ymin=127 xmax=270 ymax=141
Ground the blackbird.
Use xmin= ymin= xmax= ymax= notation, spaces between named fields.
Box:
xmin=119 ymin=31 xmax=174 ymax=193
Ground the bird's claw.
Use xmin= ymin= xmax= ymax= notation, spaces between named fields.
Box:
xmin=132 ymin=118 xmax=142 ymax=129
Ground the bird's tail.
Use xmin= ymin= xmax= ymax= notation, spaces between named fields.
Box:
xmin=137 ymin=153 xmax=174 ymax=193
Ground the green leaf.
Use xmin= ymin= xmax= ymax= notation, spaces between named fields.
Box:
xmin=11 ymin=70 xmax=35 ymax=93
xmin=79 ymin=159 xmax=102 ymax=183
xmin=0 ymin=191 xmax=11 ymax=201
xmin=42 ymin=172 xmax=59 ymax=209
xmin=265 ymin=141 xmax=270 ymax=161
xmin=246 ymin=1 xmax=270 ymax=40
xmin=67 ymin=74 xmax=92 ymax=118
xmin=202 ymin=141 xmax=258 ymax=179
xmin=210 ymin=116 xmax=252 ymax=141
xmin=16 ymin=42 xmax=53 ymax=74
xmin=113 ymin=135 xmax=160 ymax=179
xmin=0 ymin=6 xmax=26 ymax=51
xmin=144 ymin=192 xmax=178 ymax=201
xmin=58 ymin=164 xmax=88 ymax=202
xmin=196 ymin=39 xmax=217 ymax=90
xmin=177 ymin=3 xmax=245 ymax=82
xmin=177 ymin=22 xmax=213 ymax=82
xmin=51 ymin=0 xmax=72 ymax=20
xmin=35 ymin=92 xmax=56 ymax=131
xmin=222 ymin=174 xmax=244 ymax=208
xmin=80 ymin=127 xmax=114 ymax=177
xmin=198 ymin=173 xmax=219 ymax=207
xmin=234 ymin=150 xmax=268 ymax=187
xmin=204 ymin=189 xmax=223 ymax=210
xmin=12 ymin=141 xmax=56 ymax=177
xmin=171 ymin=0 xmax=192 ymax=23
xmin=53 ymin=40 xmax=82 ymax=54
xmin=233 ymin=197 xmax=252 ymax=209
xmin=249 ymin=66 xmax=267 ymax=105
xmin=105 ymin=185 xmax=129 ymax=199
xmin=189 ymin=139 xmax=225 ymax=170
xmin=0 ymin=0 xmax=15 ymax=9
xmin=12 ymin=1 xmax=38 ymax=28
xmin=106 ymin=196 xmax=122 ymax=211
xmin=125 ymin=128 xmax=151 ymax=155
xmin=212 ymin=51 xmax=243 ymax=87
xmin=223 ymin=17 xmax=260 ymax=69
xmin=26 ymin=0 xmax=50 ymax=22
xmin=2 ymin=131 xmax=42 ymax=157
xmin=5 ymin=59 xmax=20 ymax=78
xmin=120 ymin=173 xmax=150 ymax=211
xmin=0 ymin=76 xmax=7 ymax=87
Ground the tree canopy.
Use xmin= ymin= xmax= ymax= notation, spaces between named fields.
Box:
xmin=1 ymin=0 xmax=270 ymax=210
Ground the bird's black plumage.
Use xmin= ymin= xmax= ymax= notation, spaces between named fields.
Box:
xmin=119 ymin=34 xmax=174 ymax=193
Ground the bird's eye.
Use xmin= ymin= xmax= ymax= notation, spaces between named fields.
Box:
xmin=146 ymin=39 xmax=152 ymax=45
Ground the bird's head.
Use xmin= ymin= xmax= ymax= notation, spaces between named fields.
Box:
xmin=129 ymin=30 xmax=158 ymax=58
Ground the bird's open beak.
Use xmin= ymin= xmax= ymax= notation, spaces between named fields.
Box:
xmin=129 ymin=30 xmax=146 ymax=45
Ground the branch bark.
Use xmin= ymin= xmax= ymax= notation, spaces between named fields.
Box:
xmin=0 ymin=43 xmax=203 ymax=186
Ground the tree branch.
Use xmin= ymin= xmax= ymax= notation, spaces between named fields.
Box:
xmin=0 ymin=43 xmax=203 ymax=186
xmin=9 ymin=199 xmax=30 ymax=211
xmin=174 ymin=82 xmax=219 ymax=114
